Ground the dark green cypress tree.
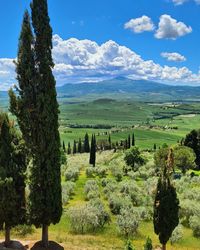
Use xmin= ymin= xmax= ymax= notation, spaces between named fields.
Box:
xmin=10 ymin=1 xmax=62 ymax=246
xmin=84 ymin=133 xmax=90 ymax=153
xmin=128 ymin=135 xmax=131 ymax=149
xmin=154 ymin=143 xmax=157 ymax=151
xmin=63 ymin=141 xmax=66 ymax=153
xmin=124 ymin=139 xmax=128 ymax=150
xmin=78 ymin=138 xmax=82 ymax=153
xmin=73 ymin=140 xmax=77 ymax=154
xmin=153 ymin=151 xmax=179 ymax=250
xmin=108 ymin=134 xmax=112 ymax=149
xmin=0 ymin=113 xmax=27 ymax=247
xmin=132 ymin=133 xmax=135 ymax=146
xmin=67 ymin=142 xmax=71 ymax=155
xmin=184 ymin=129 xmax=200 ymax=168
xmin=89 ymin=134 xmax=96 ymax=167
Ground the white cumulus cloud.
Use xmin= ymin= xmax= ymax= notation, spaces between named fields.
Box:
xmin=172 ymin=0 xmax=200 ymax=5
xmin=155 ymin=15 xmax=192 ymax=40
xmin=0 ymin=35 xmax=200 ymax=90
xmin=124 ymin=16 xmax=155 ymax=33
xmin=161 ymin=52 xmax=186 ymax=62
xmin=0 ymin=58 xmax=16 ymax=91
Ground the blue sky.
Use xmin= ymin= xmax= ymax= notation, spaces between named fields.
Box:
xmin=0 ymin=0 xmax=200 ymax=89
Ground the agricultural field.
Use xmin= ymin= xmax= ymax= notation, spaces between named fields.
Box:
xmin=59 ymin=99 xmax=200 ymax=150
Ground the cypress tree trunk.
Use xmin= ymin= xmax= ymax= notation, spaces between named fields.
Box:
xmin=42 ymin=225 xmax=49 ymax=247
xmin=162 ymin=244 xmax=166 ymax=250
xmin=5 ymin=227 xmax=10 ymax=247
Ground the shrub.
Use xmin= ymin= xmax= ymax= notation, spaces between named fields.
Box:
xmin=103 ymin=179 xmax=119 ymax=199
xmin=170 ymin=225 xmax=183 ymax=245
xmin=65 ymin=167 xmax=79 ymax=182
xmin=84 ymin=180 xmax=99 ymax=201
xmin=96 ymin=166 xmax=108 ymax=178
xmin=68 ymin=205 xmax=99 ymax=234
xmin=125 ymin=240 xmax=135 ymax=250
xmin=179 ymin=200 xmax=200 ymax=226
xmin=143 ymin=237 xmax=153 ymax=250
xmin=117 ymin=207 xmax=140 ymax=237
xmin=108 ymin=194 xmax=132 ymax=215
xmin=182 ymin=188 xmax=200 ymax=202
xmin=88 ymin=199 xmax=111 ymax=227
xmin=189 ymin=216 xmax=200 ymax=238
xmin=136 ymin=206 xmax=153 ymax=221
xmin=120 ymin=180 xmax=143 ymax=206
xmin=84 ymin=180 xmax=99 ymax=194
xmin=110 ymin=164 xmax=123 ymax=182
xmin=62 ymin=182 xmax=75 ymax=205
xmin=101 ymin=178 xmax=109 ymax=187
xmin=85 ymin=166 xmax=96 ymax=178
xmin=68 ymin=200 xmax=110 ymax=234
xmin=86 ymin=190 xmax=100 ymax=200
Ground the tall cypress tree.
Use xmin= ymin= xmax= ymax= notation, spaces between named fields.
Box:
xmin=0 ymin=113 xmax=27 ymax=247
xmin=108 ymin=134 xmax=112 ymax=149
xmin=132 ymin=133 xmax=135 ymax=146
xmin=73 ymin=140 xmax=77 ymax=154
xmin=63 ymin=141 xmax=66 ymax=153
xmin=128 ymin=135 xmax=131 ymax=149
xmin=89 ymin=134 xmax=96 ymax=167
xmin=84 ymin=133 xmax=90 ymax=153
xmin=153 ymin=149 xmax=179 ymax=250
xmin=10 ymin=1 xmax=62 ymax=246
xmin=67 ymin=142 xmax=71 ymax=155
xmin=78 ymin=138 xmax=82 ymax=153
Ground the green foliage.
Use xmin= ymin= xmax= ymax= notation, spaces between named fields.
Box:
xmin=108 ymin=194 xmax=132 ymax=215
xmin=154 ymin=147 xmax=169 ymax=171
xmin=174 ymin=146 xmax=196 ymax=173
xmin=85 ymin=166 xmax=96 ymax=178
xmin=125 ymin=240 xmax=135 ymax=250
xmin=170 ymin=225 xmax=183 ymax=245
xmin=189 ymin=216 xmax=200 ymax=238
xmin=124 ymin=147 xmax=146 ymax=172
xmin=65 ymin=167 xmax=79 ymax=182
xmin=120 ymin=180 xmax=143 ymax=206
xmin=78 ymin=138 xmax=82 ymax=153
xmin=10 ymin=0 xmax=62 ymax=229
xmin=117 ymin=206 xmax=140 ymax=237
xmin=62 ymin=182 xmax=75 ymax=205
xmin=96 ymin=165 xmax=107 ymax=178
xmin=179 ymin=200 xmax=200 ymax=226
xmin=184 ymin=129 xmax=200 ymax=168
xmin=84 ymin=133 xmax=90 ymax=153
xmin=89 ymin=134 xmax=96 ymax=166
xmin=153 ymin=177 xmax=179 ymax=246
xmin=0 ymin=113 xmax=27 ymax=236
xmin=143 ymin=237 xmax=153 ymax=250
xmin=60 ymin=148 xmax=67 ymax=165
xmin=68 ymin=199 xmax=110 ymax=234
xmin=0 ymin=178 xmax=18 ymax=230
xmin=84 ymin=180 xmax=100 ymax=201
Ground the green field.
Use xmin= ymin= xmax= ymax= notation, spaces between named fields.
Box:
xmin=59 ymin=99 xmax=200 ymax=150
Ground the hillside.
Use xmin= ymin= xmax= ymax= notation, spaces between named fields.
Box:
xmin=57 ymin=77 xmax=200 ymax=102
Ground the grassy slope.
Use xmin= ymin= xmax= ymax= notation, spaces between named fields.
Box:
xmin=7 ymin=152 xmax=199 ymax=250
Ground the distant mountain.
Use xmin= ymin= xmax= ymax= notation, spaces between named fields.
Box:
xmin=2 ymin=77 xmax=200 ymax=104
xmin=56 ymin=77 xmax=200 ymax=101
